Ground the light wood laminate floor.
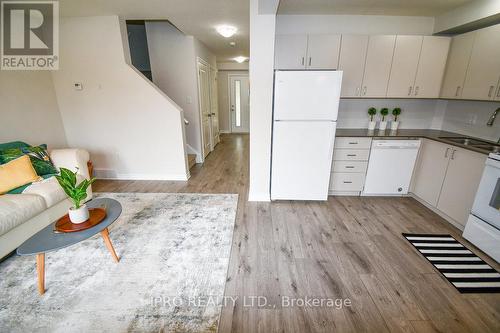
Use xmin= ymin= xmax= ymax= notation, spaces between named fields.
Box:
xmin=94 ymin=134 xmax=500 ymax=333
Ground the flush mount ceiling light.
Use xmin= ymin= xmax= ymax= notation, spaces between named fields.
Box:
xmin=234 ymin=56 xmax=247 ymax=63
xmin=229 ymin=41 xmax=236 ymax=47
xmin=216 ymin=25 xmax=237 ymax=38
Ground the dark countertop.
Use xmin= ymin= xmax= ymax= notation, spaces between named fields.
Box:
xmin=335 ymin=128 xmax=498 ymax=155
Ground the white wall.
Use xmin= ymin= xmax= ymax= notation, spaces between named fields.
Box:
xmin=52 ymin=16 xmax=188 ymax=180
xmin=439 ymin=100 xmax=500 ymax=142
xmin=276 ymin=15 xmax=435 ymax=35
xmin=217 ymin=70 xmax=248 ymax=133
xmin=145 ymin=21 xmax=216 ymax=161
xmin=248 ymin=0 xmax=276 ymax=201
xmin=0 ymin=71 xmax=67 ymax=148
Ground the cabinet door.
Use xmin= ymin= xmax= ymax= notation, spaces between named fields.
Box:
xmin=275 ymin=34 xmax=308 ymax=69
xmin=386 ymin=36 xmax=423 ymax=97
xmin=440 ymin=32 xmax=475 ymax=99
xmin=462 ymin=24 xmax=500 ymax=100
xmin=338 ymin=35 xmax=369 ymax=97
xmin=413 ymin=36 xmax=451 ymax=98
xmin=306 ymin=34 xmax=341 ymax=69
xmin=496 ymin=76 xmax=500 ymax=101
xmin=437 ymin=148 xmax=487 ymax=227
xmin=411 ymin=139 xmax=450 ymax=207
xmin=361 ymin=35 xmax=396 ymax=97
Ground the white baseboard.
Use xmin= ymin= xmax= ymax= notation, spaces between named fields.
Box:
xmin=95 ymin=172 xmax=189 ymax=181
xmin=248 ymin=191 xmax=270 ymax=202
xmin=219 ymin=130 xmax=231 ymax=134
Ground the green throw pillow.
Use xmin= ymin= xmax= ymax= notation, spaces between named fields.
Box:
xmin=0 ymin=144 xmax=58 ymax=176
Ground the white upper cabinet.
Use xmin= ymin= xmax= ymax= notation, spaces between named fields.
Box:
xmin=387 ymin=36 xmax=423 ymax=97
xmin=275 ymin=34 xmax=340 ymax=70
xmin=462 ymin=24 xmax=500 ymax=100
xmin=306 ymin=34 xmax=341 ymax=69
xmin=275 ymin=34 xmax=308 ymax=69
xmin=440 ymin=32 xmax=475 ymax=99
xmin=361 ymin=35 xmax=396 ymax=97
xmin=338 ymin=35 xmax=369 ymax=97
xmin=413 ymin=36 xmax=451 ymax=98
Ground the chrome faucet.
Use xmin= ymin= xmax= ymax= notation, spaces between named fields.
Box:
xmin=487 ymin=107 xmax=500 ymax=126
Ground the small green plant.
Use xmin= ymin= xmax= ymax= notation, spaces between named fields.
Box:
xmin=380 ymin=108 xmax=389 ymax=121
xmin=55 ymin=168 xmax=95 ymax=209
xmin=368 ymin=107 xmax=377 ymax=121
xmin=392 ymin=107 xmax=402 ymax=121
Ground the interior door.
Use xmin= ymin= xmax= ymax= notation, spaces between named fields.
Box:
xmin=338 ymin=35 xmax=369 ymax=97
xmin=229 ymin=75 xmax=250 ymax=133
xmin=274 ymin=34 xmax=308 ymax=69
xmin=386 ymin=36 xmax=423 ymax=97
xmin=361 ymin=35 xmax=396 ymax=97
xmin=209 ymin=67 xmax=220 ymax=146
xmin=197 ymin=61 xmax=212 ymax=157
xmin=306 ymin=34 xmax=341 ymax=69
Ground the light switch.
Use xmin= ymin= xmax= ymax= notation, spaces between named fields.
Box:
xmin=74 ymin=82 xmax=83 ymax=91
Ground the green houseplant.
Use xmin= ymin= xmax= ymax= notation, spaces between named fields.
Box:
xmin=367 ymin=107 xmax=377 ymax=130
xmin=379 ymin=108 xmax=389 ymax=130
xmin=391 ymin=107 xmax=402 ymax=130
xmin=55 ymin=167 xmax=95 ymax=223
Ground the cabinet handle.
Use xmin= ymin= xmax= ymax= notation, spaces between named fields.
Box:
xmin=414 ymin=86 xmax=419 ymax=96
xmin=497 ymin=85 xmax=500 ymax=98
xmin=355 ymin=87 xmax=360 ymax=96
xmin=488 ymin=85 xmax=495 ymax=98
xmin=455 ymin=86 xmax=461 ymax=97
xmin=343 ymin=181 xmax=353 ymax=184
xmin=308 ymin=57 xmax=312 ymax=66
xmin=444 ymin=147 xmax=450 ymax=158
xmin=362 ymin=86 xmax=367 ymax=96
xmin=451 ymin=149 xmax=456 ymax=160
xmin=301 ymin=57 xmax=304 ymax=66
xmin=347 ymin=154 xmax=357 ymax=157
xmin=408 ymin=86 xmax=413 ymax=96
xmin=345 ymin=166 xmax=355 ymax=169
xmin=348 ymin=142 xmax=358 ymax=145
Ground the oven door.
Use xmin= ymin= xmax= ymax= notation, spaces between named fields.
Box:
xmin=471 ymin=158 xmax=500 ymax=229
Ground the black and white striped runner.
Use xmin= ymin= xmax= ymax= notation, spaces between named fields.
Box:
xmin=403 ymin=233 xmax=500 ymax=293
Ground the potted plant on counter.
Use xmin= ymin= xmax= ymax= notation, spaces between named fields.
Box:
xmin=55 ymin=168 xmax=95 ymax=223
xmin=379 ymin=108 xmax=389 ymax=130
xmin=391 ymin=107 xmax=402 ymax=130
xmin=368 ymin=107 xmax=377 ymax=130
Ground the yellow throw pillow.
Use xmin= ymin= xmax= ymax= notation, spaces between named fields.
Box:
xmin=0 ymin=155 xmax=42 ymax=194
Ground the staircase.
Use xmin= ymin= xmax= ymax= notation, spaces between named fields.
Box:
xmin=188 ymin=154 xmax=197 ymax=170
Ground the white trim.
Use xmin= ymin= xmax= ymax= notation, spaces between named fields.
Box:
xmin=95 ymin=173 xmax=189 ymax=181
xmin=219 ymin=130 xmax=231 ymax=134
xmin=248 ymin=191 xmax=271 ymax=202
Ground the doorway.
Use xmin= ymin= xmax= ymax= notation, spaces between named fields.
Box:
xmin=229 ymin=74 xmax=250 ymax=133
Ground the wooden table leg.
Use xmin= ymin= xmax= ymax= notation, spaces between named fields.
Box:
xmin=36 ymin=253 xmax=45 ymax=295
xmin=101 ymin=228 xmax=119 ymax=262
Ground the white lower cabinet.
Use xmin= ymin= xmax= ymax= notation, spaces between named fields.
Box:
xmin=330 ymin=137 xmax=371 ymax=195
xmin=411 ymin=139 xmax=487 ymax=228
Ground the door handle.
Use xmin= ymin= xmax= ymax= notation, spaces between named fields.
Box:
xmin=207 ymin=114 xmax=212 ymax=117
xmin=488 ymin=85 xmax=495 ymax=98
xmin=231 ymin=105 xmax=235 ymax=111
xmin=408 ymin=86 xmax=413 ymax=96
xmin=414 ymin=86 xmax=419 ymax=96
xmin=450 ymin=149 xmax=456 ymax=160
xmin=444 ymin=147 xmax=450 ymax=158
xmin=211 ymin=113 xmax=216 ymax=116
xmin=455 ymin=86 xmax=461 ymax=97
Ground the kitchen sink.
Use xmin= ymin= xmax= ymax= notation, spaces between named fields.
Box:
xmin=438 ymin=136 xmax=489 ymax=146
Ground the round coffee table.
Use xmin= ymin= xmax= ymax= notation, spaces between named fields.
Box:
xmin=17 ymin=198 xmax=122 ymax=295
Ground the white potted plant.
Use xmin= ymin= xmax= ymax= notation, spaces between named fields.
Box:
xmin=55 ymin=168 xmax=95 ymax=223
xmin=391 ymin=107 xmax=401 ymax=131
xmin=379 ymin=108 xmax=389 ymax=130
xmin=367 ymin=107 xmax=377 ymax=130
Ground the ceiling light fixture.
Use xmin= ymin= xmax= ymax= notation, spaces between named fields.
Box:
xmin=234 ymin=56 xmax=247 ymax=63
xmin=216 ymin=25 xmax=237 ymax=38
xmin=229 ymin=41 xmax=236 ymax=47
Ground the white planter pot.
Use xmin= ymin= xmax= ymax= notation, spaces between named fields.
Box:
xmin=69 ymin=204 xmax=89 ymax=224
xmin=368 ymin=121 xmax=376 ymax=130
xmin=391 ymin=121 xmax=400 ymax=131
xmin=379 ymin=121 xmax=387 ymax=130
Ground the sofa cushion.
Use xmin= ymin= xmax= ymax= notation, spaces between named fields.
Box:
xmin=0 ymin=141 xmax=29 ymax=150
xmin=0 ymin=144 xmax=58 ymax=176
xmin=7 ymin=174 xmax=56 ymax=194
xmin=22 ymin=176 xmax=69 ymax=208
xmin=0 ymin=194 xmax=47 ymax=236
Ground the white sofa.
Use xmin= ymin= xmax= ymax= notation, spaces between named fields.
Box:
xmin=0 ymin=149 xmax=92 ymax=259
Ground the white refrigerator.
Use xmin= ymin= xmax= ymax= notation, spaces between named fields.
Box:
xmin=271 ymin=70 xmax=342 ymax=200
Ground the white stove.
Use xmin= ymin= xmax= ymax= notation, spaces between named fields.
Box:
xmin=463 ymin=152 xmax=500 ymax=262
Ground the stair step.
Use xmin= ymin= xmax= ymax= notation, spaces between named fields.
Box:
xmin=188 ymin=154 xmax=197 ymax=170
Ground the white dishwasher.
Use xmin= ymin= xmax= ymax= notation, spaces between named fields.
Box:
xmin=362 ymin=140 xmax=421 ymax=195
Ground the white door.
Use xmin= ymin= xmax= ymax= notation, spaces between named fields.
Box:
xmin=306 ymin=34 xmax=341 ymax=69
xmin=440 ymin=32 xmax=475 ymax=99
xmin=229 ymin=75 xmax=250 ymax=133
xmin=361 ymin=35 xmax=396 ymax=97
xmin=338 ymin=35 xmax=369 ymax=97
xmin=209 ymin=67 xmax=220 ymax=146
xmin=197 ymin=61 xmax=212 ymax=157
xmin=386 ymin=36 xmax=423 ymax=98
xmin=462 ymin=24 xmax=500 ymax=100
xmin=271 ymin=121 xmax=336 ymax=200
xmin=274 ymin=34 xmax=308 ymax=69
xmin=413 ymin=36 xmax=451 ymax=98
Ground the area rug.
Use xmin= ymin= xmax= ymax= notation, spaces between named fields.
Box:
xmin=403 ymin=233 xmax=500 ymax=293
xmin=0 ymin=193 xmax=238 ymax=332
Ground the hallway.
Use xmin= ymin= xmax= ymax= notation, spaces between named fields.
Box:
xmin=94 ymin=134 xmax=500 ymax=333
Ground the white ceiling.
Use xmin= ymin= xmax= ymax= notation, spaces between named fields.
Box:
xmin=278 ymin=0 xmax=474 ymax=16
xmin=58 ymin=0 xmax=249 ymax=62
